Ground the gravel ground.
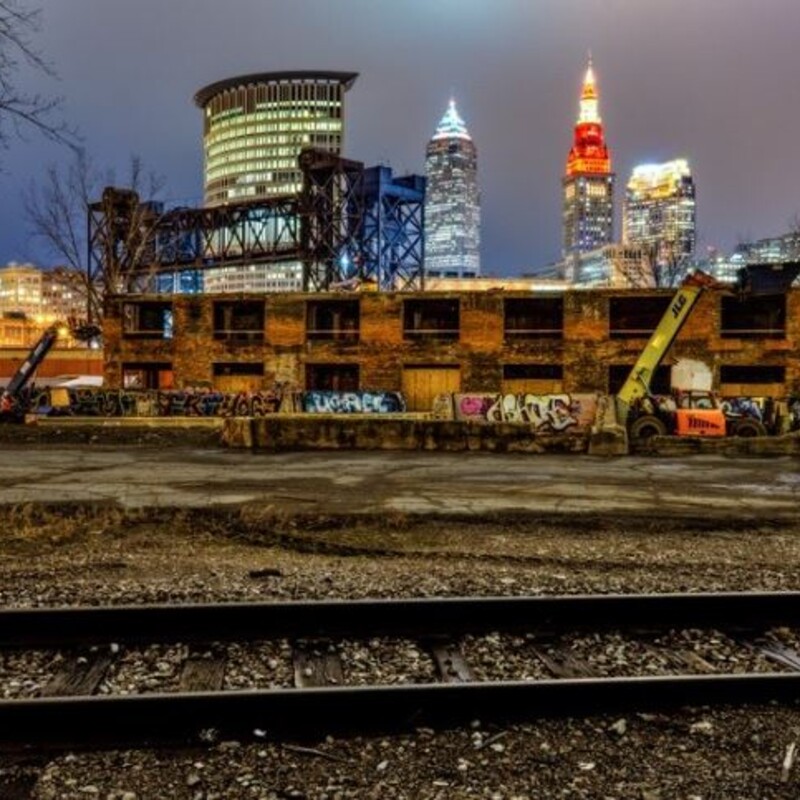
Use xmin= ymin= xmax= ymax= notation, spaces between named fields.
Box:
xmin=2 ymin=506 xmax=800 ymax=798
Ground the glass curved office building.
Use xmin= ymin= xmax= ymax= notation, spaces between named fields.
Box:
xmin=194 ymin=71 xmax=358 ymax=206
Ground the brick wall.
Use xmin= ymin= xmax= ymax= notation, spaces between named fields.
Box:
xmin=103 ymin=288 xmax=800 ymax=397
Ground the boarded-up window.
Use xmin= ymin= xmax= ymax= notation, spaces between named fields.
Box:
xmin=306 ymin=363 xmax=359 ymax=391
xmin=608 ymin=364 xmax=671 ymax=395
xmin=306 ymin=300 xmax=359 ymax=341
xmin=213 ymin=301 xmax=265 ymax=343
xmin=720 ymin=295 xmax=786 ymax=339
xmin=213 ymin=362 xmax=264 ymax=393
xmin=504 ymin=298 xmax=563 ymax=339
xmin=502 ymin=364 xmax=564 ymax=394
xmin=402 ymin=365 xmax=461 ymax=411
xmin=403 ymin=300 xmax=459 ymax=341
xmin=609 ymin=297 xmax=670 ymax=338
xmin=720 ymin=365 xmax=785 ymax=396
xmin=122 ymin=362 xmax=173 ymax=390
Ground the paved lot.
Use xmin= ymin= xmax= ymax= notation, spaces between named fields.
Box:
xmin=0 ymin=446 xmax=798 ymax=517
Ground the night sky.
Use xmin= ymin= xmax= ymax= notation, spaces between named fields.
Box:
xmin=2 ymin=0 xmax=799 ymax=274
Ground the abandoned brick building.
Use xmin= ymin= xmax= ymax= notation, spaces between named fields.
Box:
xmin=104 ymin=287 xmax=800 ymax=411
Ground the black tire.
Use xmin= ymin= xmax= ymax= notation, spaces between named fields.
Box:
xmin=733 ymin=418 xmax=767 ymax=437
xmin=629 ymin=414 xmax=668 ymax=440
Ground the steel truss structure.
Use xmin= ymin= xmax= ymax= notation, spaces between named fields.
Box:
xmin=300 ymin=150 xmax=425 ymax=291
xmin=358 ymin=167 xmax=426 ymax=292
xmin=89 ymin=152 xmax=425 ymax=295
xmin=299 ymin=150 xmax=366 ymax=292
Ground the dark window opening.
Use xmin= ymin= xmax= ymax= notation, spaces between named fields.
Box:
xmin=608 ymin=364 xmax=671 ymax=395
xmin=306 ymin=300 xmax=360 ymax=341
xmin=121 ymin=362 xmax=173 ymax=391
xmin=306 ymin=363 xmax=359 ymax=392
xmin=609 ymin=296 xmax=670 ymax=338
xmin=403 ymin=299 xmax=459 ymax=341
xmin=213 ymin=301 xmax=265 ymax=343
xmin=504 ymin=298 xmax=563 ymax=339
xmin=122 ymin=302 xmax=173 ymax=339
xmin=212 ymin=363 xmax=265 ymax=377
xmin=720 ymin=365 xmax=785 ymax=384
xmin=721 ymin=294 xmax=786 ymax=339
xmin=502 ymin=364 xmax=564 ymax=380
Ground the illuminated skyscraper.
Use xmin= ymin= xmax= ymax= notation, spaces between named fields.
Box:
xmin=194 ymin=71 xmax=358 ymax=206
xmin=562 ymin=59 xmax=614 ymax=257
xmin=192 ymin=71 xmax=356 ymax=293
xmin=424 ymin=99 xmax=480 ymax=278
xmin=623 ymin=159 xmax=696 ymax=262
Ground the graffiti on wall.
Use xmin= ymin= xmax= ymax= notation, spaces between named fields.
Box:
xmin=721 ymin=395 xmax=800 ymax=433
xmin=18 ymin=387 xmax=284 ymax=418
xmin=452 ymin=392 xmax=599 ymax=432
xmin=8 ymin=386 xmax=406 ymax=418
xmin=720 ymin=396 xmax=764 ymax=421
xmin=302 ymin=391 xmax=405 ymax=414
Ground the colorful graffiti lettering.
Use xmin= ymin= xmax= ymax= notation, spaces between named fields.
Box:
xmin=11 ymin=387 xmax=285 ymax=419
xmin=9 ymin=386 xmax=406 ymax=418
xmin=720 ymin=396 xmax=764 ymax=422
xmin=486 ymin=393 xmax=579 ymax=429
xmin=302 ymin=391 xmax=405 ymax=414
xmin=452 ymin=392 xmax=599 ymax=432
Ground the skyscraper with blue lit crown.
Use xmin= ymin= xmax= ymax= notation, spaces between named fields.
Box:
xmin=424 ymin=99 xmax=480 ymax=278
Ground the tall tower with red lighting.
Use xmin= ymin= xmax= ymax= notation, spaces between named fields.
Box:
xmin=562 ymin=58 xmax=615 ymax=258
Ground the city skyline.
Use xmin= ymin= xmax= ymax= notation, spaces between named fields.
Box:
xmin=1 ymin=0 xmax=799 ymax=275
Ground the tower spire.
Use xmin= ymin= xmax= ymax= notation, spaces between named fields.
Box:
xmin=432 ymin=97 xmax=471 ymax=141
xmin=566 ymin=56 xmax=610 ymax=176
xmin=578 ymin=54 xmax=600 ymax=123
xmin=562 ymin=57 xmax=615 ymax=257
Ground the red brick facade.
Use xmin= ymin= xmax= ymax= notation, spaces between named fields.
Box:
xmin=104 ymin=288 xmax=800 ymax=410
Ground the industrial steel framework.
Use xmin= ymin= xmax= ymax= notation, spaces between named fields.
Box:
xmin=299 ymin=149 xmax=366 ymax=292
xmin=89 ymin=191 xmax=302 ymax=287
xmin=89 ymin=152 xmax=425 ymax=296
xmin=358 ymin=166 xmax=425 ymax=292
xmin=300 ymin=149 xmax=425 ymax=291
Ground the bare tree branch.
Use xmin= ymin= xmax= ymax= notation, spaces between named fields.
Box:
xmin=25 ymin=151 xmax=167 ymax=323
xmin=0 ymin=0 xmax=78 ymax=152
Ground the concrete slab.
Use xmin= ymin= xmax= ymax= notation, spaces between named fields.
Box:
xmin=0 ymin=447 xmax=797 ymax=519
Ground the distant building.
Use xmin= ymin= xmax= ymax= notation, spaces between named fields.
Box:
xmin=562 ymin=58 xmax=615 ymax=257
xmin=0 ymin=263 xmax=85 ymax=322
xmin=691 ymin=250 xmax=747 ymax=285
xmin=426 ymin=276 xmax=567 ymax=292
xmin=194 ymin=71 xmax=358 ymax=206
xmin=561 ymin=245 xmax=655 ymax=288
xmin=424 ymin=99 xmax=481 ymax=279
xmin=735 ymin=231 xmax=800 ymax=265
xmin=0 ymin=263 xmax=87 ymax=347
xmin=203 ymin=262 xmax=305 ymax=294
xmin=0 ymin=263 xmax=43 ymax=320
xmin=623 ymin=159 xmax=696 ymax=266
xmin=192 ymin=71 xmax=357 ymax=294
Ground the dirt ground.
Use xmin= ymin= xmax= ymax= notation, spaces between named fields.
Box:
xmin=0 ymin=507 xmax=800 ymax=798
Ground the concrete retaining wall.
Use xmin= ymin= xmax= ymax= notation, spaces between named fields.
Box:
xmin=227 ymin=415 xmax=592 ymax=454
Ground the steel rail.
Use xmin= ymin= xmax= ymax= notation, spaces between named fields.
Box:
xmin=2 ymin=673 xmax=800 ymax=746
xmin=2 ymin=592 xmax=800 ymax=648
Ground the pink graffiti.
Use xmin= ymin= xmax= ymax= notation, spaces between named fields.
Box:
xmin=459 ymin=396 xmax=492 ymax=417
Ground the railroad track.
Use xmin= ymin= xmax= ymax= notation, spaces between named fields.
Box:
xmin=4 ymin=592 xmax=800 ymax=747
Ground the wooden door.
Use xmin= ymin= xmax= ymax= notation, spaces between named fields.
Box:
xmin=402 ymin=366 xmax=461 ymax=412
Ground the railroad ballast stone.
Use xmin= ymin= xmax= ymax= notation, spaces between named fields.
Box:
xmin=2 ymin=508 xmax=800 ymax=797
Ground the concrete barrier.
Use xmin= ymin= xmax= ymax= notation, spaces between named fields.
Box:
xmin=235 ymin=415 xmax=592 ymax=453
